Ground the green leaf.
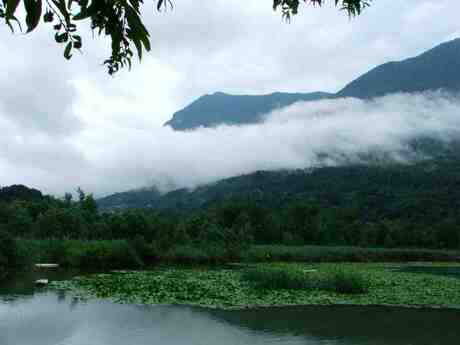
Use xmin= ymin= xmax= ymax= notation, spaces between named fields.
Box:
xmin=55 ymin=32 xmax=68 ymax=43
xmin=64 ymin=41 xmax=72 ymax=59
xmin=5 ymin=0 xmax=20 ymax=18
xmin=73 ymin=40 xmax=82 ymax=49
xmin=132 ymin=37 xmax=143 ymax=60
xmin=24 ymin=0 xmax=42 ymax=33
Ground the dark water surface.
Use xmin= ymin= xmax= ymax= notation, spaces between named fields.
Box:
xmin=1 ymin=269 xmax=460 ymax=345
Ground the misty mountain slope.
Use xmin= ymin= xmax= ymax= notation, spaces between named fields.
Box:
xmin=97 ymin=146 xmax=460 ymax=212
xmin=164 ymin=38 xmax=460 ymax=130
xmin=97 ymin=187 xmax=161 ymax=210
xmin=164 ymin=91 xmax=332 ymax=130
xmin=338 ymin=38 xmax=460 ymax=98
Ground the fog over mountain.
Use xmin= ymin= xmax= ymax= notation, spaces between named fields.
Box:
xmin=68 ymin=92 xmax=460 ymax=196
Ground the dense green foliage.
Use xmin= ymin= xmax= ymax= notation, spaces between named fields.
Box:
xmin=0 ymin=227 xmax=27 ymax=278
xmin=51 ymin=263 xmax=460 ymax=309
xmin=0 ymin=185 xmax=43 ymax=202
xmin=325 ymin=266 xmax=370 ymax=293
xmin=244 ymin=245 xmax=460 ymax=263
xmin=242 ymin=265 xmax=370 ymax=293
xmin=164 ymin=92 xmax=331 ymax=130
xmin=98 ymin=156 xmax=460 ymax=251
xmin=19 ymin=239 xmax=145 ymax=269
xmin=163 ymin=38 xmax=460 ymax=130
xmin=0 ymin=0 xmax=368 ymax=74
xmin=242 ymin=265 xmax=313 ymax=290
xmin=0 ymin=228 xmax=14 ymax=278
xmin=3 ymin=154 xmax=460 ymax=273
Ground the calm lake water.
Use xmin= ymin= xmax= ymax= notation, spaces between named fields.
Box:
xmin=1 ymin=268 xmax=460 ymax=345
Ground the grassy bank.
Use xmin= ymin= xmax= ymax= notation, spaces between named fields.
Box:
xmin=51 ymin=263 xmax=460 ymax=309
xmin=11 ymin=241 xmax=460 ymax=272
xmin=244 ymin=245 xmax=460 ymax=263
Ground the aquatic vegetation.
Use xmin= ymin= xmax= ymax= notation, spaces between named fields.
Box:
xmin=51 ymin=263 xmax=460 ymax=309
xmin=321 ymin=266 xmax=370 ymax=294
xmin=241 ymin=265 xmax=316 ymax=290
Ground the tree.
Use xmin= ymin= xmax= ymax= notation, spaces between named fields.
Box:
xmin=0 ymin=0 xmax=370 ymax=74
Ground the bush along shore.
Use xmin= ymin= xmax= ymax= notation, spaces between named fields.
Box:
xmin=51 ymin=263 xmax=460 ymax=310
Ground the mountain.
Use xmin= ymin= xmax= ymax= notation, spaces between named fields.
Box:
xmin=164 ymin=91 xmax=332 ymax=130
xmin=338 ymin=38 xmax=460 ymax=98
xmin=100 ymin=39 xmax=460 ymax=211
xmin=164 ymin=38 xmax=460 ymax=130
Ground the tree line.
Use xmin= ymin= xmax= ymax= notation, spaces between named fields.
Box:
xmin=1 ymin=182 xmax=459 ymax=251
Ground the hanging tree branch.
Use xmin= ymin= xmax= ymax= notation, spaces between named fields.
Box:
xmin=0 ymin=0 xmax=371 ymax=74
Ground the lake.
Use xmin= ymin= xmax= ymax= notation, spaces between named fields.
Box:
xmin=1 ymin=268 xmax=460 ymax=345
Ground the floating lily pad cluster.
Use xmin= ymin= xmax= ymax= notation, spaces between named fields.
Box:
xmin=51 ymin=263 xmax=460 ymax=309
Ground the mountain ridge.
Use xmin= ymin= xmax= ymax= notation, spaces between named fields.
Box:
xmin=164 ymin=91 xmax=333 ymax=130
xmin=165 ymin=38 xmax=460 ymax=130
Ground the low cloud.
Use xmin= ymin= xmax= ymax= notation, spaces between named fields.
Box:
xmin=2 ymin=91 xmax=460 ymax=197
xmin=75 ymin=91 xmax=460 ymax=196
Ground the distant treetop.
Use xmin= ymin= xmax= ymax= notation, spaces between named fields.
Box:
xmin=0 ymin=1 xmax=370 ymax=74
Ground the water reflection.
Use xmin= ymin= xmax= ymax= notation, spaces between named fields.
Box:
xmin=207 ymin=305 xmax=460 ymax=345
xmin=0 ymin=293 xmax=302 ymax=345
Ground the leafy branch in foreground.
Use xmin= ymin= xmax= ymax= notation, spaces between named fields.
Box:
xmin=0 ymin=1 xmax=371 ymax=74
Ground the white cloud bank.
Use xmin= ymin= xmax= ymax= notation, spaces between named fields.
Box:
xmin=4 ymin=91 xmax=458 ymax=197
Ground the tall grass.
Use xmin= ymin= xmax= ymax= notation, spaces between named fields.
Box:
xmin=10 ymin=241 xmax=460 ymax=272
xmin=243 ymin=245 xmax=460 ymax=263
xmin=320 ymin=266 xmax=370 ymax=294
xmin=242 ymin=264 xmax=370 ymax=294
xmin=18 ymin=239 xmax=144 ymax=269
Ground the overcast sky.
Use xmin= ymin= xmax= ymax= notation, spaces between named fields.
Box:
xmin=1 ymin=0 xmax=460 ymax=197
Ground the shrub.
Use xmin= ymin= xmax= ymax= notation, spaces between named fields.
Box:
xmin=0 ymin=228 xmax=29 ymax=269
xmin=322 ymin=266 xmax=370 ymax=294
xmin=163 ymin=245 xmax=210 ymax=264
xmin=242 ymin=265 xmax=312 ymax=290
xmin=66 ymin=240 xmax=144 ymax=269
xmin=18 ymin=239 xmax=144 ymax=269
